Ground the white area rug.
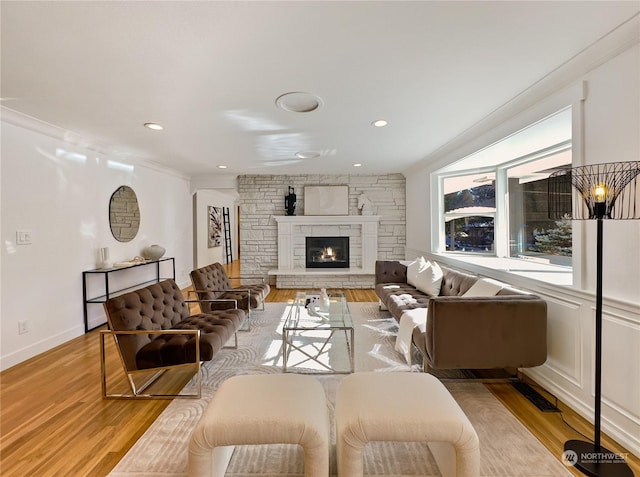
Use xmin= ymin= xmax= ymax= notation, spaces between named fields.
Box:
xmin=109 ymin=302 xmax=572 ymax=477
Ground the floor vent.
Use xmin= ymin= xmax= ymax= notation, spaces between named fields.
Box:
xmin=513 ymin=381 xmax=560 ymax=413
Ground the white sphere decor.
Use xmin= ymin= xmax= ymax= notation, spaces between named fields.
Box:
xmin=143 ymin=244 xmax=166 ymax=260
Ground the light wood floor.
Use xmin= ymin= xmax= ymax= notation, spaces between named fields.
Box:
xmin=1 ymin=262 xmax=637 ymax=476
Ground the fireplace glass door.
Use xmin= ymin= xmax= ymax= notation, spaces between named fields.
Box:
xmin=305 ymin=236 xmax=350 ymax=268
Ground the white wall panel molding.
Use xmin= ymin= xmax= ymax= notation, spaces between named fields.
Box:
xmin=539 ymin=293 xmax=583 ymax=387
xmin=599 ymin=310 xmax=640 ymax=422
xmin=526 ymin=367 xmax=640 ymax=457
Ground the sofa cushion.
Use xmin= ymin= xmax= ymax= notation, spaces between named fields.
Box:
xmin=461 ymin=277 xmax=506 ymax=297
xmin=406 ymin=256 xmax=428 ymax=287
xmin=375 ymin=282 xmax=430 ymax=320
xmin=135 ymin=310 xmax=244 ymax=369
xmin=414 ymin=261 xmax=443 ymax=296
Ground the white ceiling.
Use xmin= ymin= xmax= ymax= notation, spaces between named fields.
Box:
xmin=1 ymin=1 xmax=638 ymax=178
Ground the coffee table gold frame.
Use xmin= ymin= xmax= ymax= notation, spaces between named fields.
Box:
xmin=282 ymin=291 xmax=354 ymax=374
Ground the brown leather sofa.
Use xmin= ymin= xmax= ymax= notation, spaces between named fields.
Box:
xmin=102 ymin=279 xmax=245 ymax=398
xmin=375 ymin=260 xmax=547 ymax=371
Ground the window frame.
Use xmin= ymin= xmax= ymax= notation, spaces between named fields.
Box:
xmin=430 ymin=97 xmax=584 ymax=288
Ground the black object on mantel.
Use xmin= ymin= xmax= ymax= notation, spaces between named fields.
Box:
xmin=285 ymin=186 xmax=296 ymax=216
xmin=549 ymin=161 xmax=639 ymax=477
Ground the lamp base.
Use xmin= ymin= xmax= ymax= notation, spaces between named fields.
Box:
xmin=564 ymin=440 xmax=634 ymax=477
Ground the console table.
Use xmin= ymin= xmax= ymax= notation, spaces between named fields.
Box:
xmin=82 ymin=257 xmax=175 ymax=332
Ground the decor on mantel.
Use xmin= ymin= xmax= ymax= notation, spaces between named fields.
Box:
xmin=357 ymin=193 xmax=376 ymax=215
xmin=208 ymin=206 xmax=223 ymax=248
xmin=304 ymin=185 xmax=349 ymax=215
xmin=285 ymin=186 xmax=297 ymax=216
xmin=549 ymin=161 xmax=639 ymax=477
xmin=142 ymin=244 xmax=166 ymax=260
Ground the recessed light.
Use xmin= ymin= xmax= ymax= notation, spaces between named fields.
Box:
xmin=218 ymin=165 xmax=228 ymax=169
xmin=372 ymin=119 xmax=388 ymax=127
xmin=144 ymin=122 xmax=164 ymax=130
xmin=295 ymin=151 xmax=321 ymax=159
xmin=353 ymin=163 xmax=362 ymax=167
xmin=275 ymin=92 xmax=323 ymax=113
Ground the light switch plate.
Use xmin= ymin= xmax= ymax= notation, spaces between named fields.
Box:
xmin=16 ymin=230 xmax=33 ymax=245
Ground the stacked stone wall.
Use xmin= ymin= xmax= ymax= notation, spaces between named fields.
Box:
xmin=237 ymin=174 xmax=406 ymax=287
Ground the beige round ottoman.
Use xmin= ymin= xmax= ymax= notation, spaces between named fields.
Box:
xmin=188 ymin=374 xmax=329 ymax=477
xmin=336 ymin=372 xmax=480 ymax=477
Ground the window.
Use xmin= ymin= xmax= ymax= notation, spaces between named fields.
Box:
xmin=443 ymin=173 xmax=495 ymax=253
xmin=436 ymin=107 xmax=573 ymax=269
xmin=506 ymin=148 xmax=572 ymax=265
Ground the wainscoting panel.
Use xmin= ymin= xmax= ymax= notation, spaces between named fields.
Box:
xmin=601 ymin=309 xmax=640 ymax=437
xmin=522 ymin=292 xmax=640 ymax=456
xmin=540 ymin=293 xmax=583 ymax=387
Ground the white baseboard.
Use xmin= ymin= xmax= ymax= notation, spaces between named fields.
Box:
xmin=0 ymin=326 xmax=82 ymax=372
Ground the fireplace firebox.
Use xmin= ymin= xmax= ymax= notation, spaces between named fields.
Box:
xmin=305 ymin=236 xmax=350 ymax=269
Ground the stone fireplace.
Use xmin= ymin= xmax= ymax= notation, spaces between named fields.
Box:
xmin=270 ymin=215 xmax=380 ymax=288
xmin=305 ymin=236 xmax=350 ymax=268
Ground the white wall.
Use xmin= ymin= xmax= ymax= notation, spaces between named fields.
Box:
xmin=193 ymin=189 xmax=238 ymax=268
xmin=404 ymin=41 xmax=640 ymax=454
xmin=0 ymin=117 xmax=193 ymax=371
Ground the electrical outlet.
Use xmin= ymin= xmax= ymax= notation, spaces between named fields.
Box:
xmin=18 ymin=320 xmax=29 ymax=334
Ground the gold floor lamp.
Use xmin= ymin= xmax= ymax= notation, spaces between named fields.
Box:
xmin=549 ymin=160 xmax=639 ymax=477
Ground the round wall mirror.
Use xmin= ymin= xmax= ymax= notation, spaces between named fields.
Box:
xmin=109 ymin=185 xmax=140 ymax=242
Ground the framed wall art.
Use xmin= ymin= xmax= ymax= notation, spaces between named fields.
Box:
xmin=304 ymin=185 xmax=349 ymax=215
xmin=208 ymin=206 xmax=223 ymax=248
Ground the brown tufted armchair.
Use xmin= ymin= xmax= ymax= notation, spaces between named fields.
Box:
xmin=100 ymin=279 xmax=245 ymax=399
xmin=189 ymin=263 xmax=270 ymax=326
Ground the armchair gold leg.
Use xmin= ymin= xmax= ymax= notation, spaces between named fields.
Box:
xmin=100 ymin=331 xmax=202 ymax=400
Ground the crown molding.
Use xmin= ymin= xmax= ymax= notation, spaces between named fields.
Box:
xmin=1 ymin=106 xmax=108 ymax=153
xmin=1 ymin=106 xmax=190 ymax=181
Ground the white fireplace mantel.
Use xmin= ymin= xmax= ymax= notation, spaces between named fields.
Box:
xmin=272 ymin=215 xmax=381 ymax=274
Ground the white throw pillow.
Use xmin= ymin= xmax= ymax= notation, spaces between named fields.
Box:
xmin=406 ymin=256 xmax=429 ymax=287
xmin=461 ymin=277 xmax=506 ymax=297
xmin=414 ymin=261 xmax=443 ymax=296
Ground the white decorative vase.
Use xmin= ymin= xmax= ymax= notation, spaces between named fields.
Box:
xmin=98 ymin=247 xmax=112 ymax=269
xmin=143 ymin=244 xmax=166 ymax=260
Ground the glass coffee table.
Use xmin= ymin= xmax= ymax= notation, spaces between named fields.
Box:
xmin=282 ymin=291 xmax=354 ymax=374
